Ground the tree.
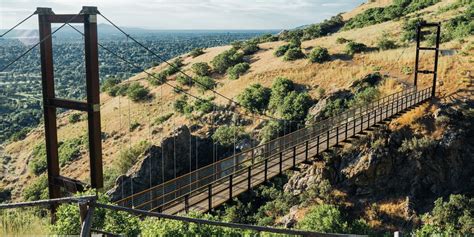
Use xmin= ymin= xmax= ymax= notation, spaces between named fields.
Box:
xmin=212 ymin=125 xmax=248 ymax=147
xmin=241 ymin=41 xmax=260 ymax=55
xmin=211 ymin=49 xmax=244 ymax=74
xmin=309 ymin=46 xmax=330 ymax=63
xmin=68 ymin=113 xmax=82 ymax=124
xmin=189 ymin=48 xmax=205 ymax=58
xmin=259 ymin=120 xmax=283 ymax=143
xmin=194 ymin=76 xmax=216 ymax=92
xmin=345 ymin=41 xmax=368 ymax=55
xmin=176 ymin=75 xmax=193 ymax=87
xmin=237 ymin=84 xmax=271 ymax=113
xmin=377 ymin=32 xmax=398 ymax=50
xmin=191 ymin=62 xmax=211 ymax=77
xmin=126 ymin=82 xmax=150 ymax=102
xmin=415 ymin=194 xmax=474 ymax=236
xmin=269 ymin=77 xmax=295 ymax=111
xmin=297 ymin=204 xmax=348 ymax=233
xmin=278 ymin=91 xmax=313 ymax=122
xmin=283 ymin=47 xmax=305 ymax=61
xmin=227 ymin=62 xmax=250 ymax=80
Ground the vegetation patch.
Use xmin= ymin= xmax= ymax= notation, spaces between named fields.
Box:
xmin=309 ymin=46 xmax=330 ymax=63
xmin=153 ymin=113 xmax=173 ymax=126
xmin=189 ymin=48 xmax=205 ymax=58
xmin=227 ymin=62 xmax=250 ymax=80
xmin=345 ymin=41 xmax=368 ymax=55
xmin=343 ymin=0 xmax=440 ymax=30
xmin=194 ymin=76 xmax=216 ymax=92
xmin=126 ymin=82 xmax=151 ymax=102
xmin=176 ymin=75 xmax=194 ymax=87
xmin=212 ymin=125 xmax=248 ymax=147
xmin=113 ymin=141 xmax=151 ymax=174
xmin=237 ymin=84 xmax=271 ymax=113
xmin=191 ymin=62 xmax=212 ymax=77
xmin=211 ymin=49 xmax=244 ymax=74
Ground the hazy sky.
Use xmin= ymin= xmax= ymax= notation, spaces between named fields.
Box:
xmin=1 ymin=0 xmax=365 ymax=30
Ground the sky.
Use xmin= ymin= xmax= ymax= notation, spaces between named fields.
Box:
xmin=1 ymin=0 xmax=366 ymax=30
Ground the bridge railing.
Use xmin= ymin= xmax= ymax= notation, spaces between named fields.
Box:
xmin=156 ymin=86 xmax=432 ymax=214
xmin=152 ymin=87 xmax=432 ymax=214
xmin=116 ymin=86 xmax=430 ymax=212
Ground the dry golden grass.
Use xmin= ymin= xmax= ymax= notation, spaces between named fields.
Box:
xmin=2 ymin=0 xmax=472 ymax=200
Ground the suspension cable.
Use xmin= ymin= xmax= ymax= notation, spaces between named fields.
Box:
xmin=1 ymin=13 xmax=81 ymax=72
xmin=65 ymin=23 xmax=280 ymax=123
xmin=98 ymin=12 xmax=297 ymax=123
xmin=0 ymin=12 xmax=36 ymax=38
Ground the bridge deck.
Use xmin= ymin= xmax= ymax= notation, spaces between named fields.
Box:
xmin=117 ymin=87 xmax=432 ymax=215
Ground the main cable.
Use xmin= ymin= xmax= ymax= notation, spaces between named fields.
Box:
xmin=1 ymin=13 xmax=81 ymax=72
xmin=98 ymin=12 xmax=296 ymax=123
xmin=0 ymin=12 xmax=36 ymax=38
xmin=66 ymin=23 xmax=282 ymax=123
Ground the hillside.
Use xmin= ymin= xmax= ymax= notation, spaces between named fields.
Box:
xmin=0 ymin=0 xmax=473 ymax=235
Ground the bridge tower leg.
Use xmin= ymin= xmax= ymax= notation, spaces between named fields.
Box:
xmin=37 ymin=6 xmax=103 ymax=222
xmin=414 ymin=22 xmax=441 ymax=97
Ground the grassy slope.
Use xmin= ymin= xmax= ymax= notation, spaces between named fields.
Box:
xmin=1 ymin=0 xmax=472 ymax=201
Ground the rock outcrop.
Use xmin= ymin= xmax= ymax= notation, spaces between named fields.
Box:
xmin=107 ymin=125 xmax=214 ymax=201
xmin=285 ymin=105 xmax=474 ymax=212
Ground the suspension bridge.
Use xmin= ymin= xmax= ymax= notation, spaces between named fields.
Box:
xmin=0 ymin=6 xmax=444 ymax=236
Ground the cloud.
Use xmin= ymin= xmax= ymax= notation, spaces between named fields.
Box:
xmin=1 ymin=0 xmax=364 ymax=29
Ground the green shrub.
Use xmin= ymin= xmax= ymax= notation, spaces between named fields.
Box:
xmin=58 ymin=137 xmax=84 ymax=167
xmin=336 ymin=37 xmax=350 ymax=44
xmin=297 ymin=204 xmax=348 ymax=233
xmin=146 ymin=72 xmax=166 ymax=86
xmin=401 ymin=17 xmax=427 ymax=42
xmin=377 ymin=32 xmax=398 ymax=50
xmin=348 ymin=87 xmax=380 ymax=107
xmin=194 ymin=76 xmax=216 ymax=92
xmin=237 ymin=84 xmax=271 ymax=113
xmin=140 ymin=212 xmax=242 ymax=236
xmin=278 ymin=91 xmax=313 ymax=122
xmin=309 ymin=46 xmax=330 ymax=63
xmin=227 ymin=62 xmax=250 ymax=80
xmin=113 ymin=141 xmax=151 ymax=174
xmin=194 ymin=99 xmax=214 ymax=114
xmin=162 ymin=58 xmax=184 ymax=76
xmin=259 ymin=120 xmax=283 ymax=143
xmin=101 ymin=77 xmax=121 ymax=93
xmin=415 ymin=194 xmax=473 ymax=236
xmin=176 ymin=75 xmax=193 ymax=87
xmin=212 ymin=125 xmax=248 ymax=147
xmin=274 ymin=44 xmax=291 ymax=57
xmin=126 ymin=82 xmax=150 ymax=102
xmin=191 ymin=62 xmax=211 ymax=77
xmin=68 ymin=113 xmax=82 ymax=124
xmin=29 ymin=143 xmax=47 ymax=175
xmin=115 ymin=84 xmax=130 ymax=97
xmin=189 ymin=48 xmax=205 ymax=58
xmin=345 ymin=41 xmax=368 ymax=55
xmin=322 ymin=98 xmax=348 ymax=118
xmin=343 ymin=0 xmax=439 ymax=30
xmin=269 ymin=77 xmax=295 ymax=111
xmin=211 ymin=49 xmax=244 ymax=74
xmin=174 ymin=96 xmax=194 ymax=115
xmin=9 ymin=127 xmax=30 ymax=142
xmin=173 ymin=85 xmax=184 ymax=94
xmin=154 ymin=113 xmax=173 ymax=126
xmin=301 ymin=15 xmax=344 ymax=40
xmin=241 ymin=41 xmax=260 ymax=55
xmin=129 ymin=121 xmax=140 ymax=131
xmin=283 ymin=47 xmax=305 ymax=61
xmin=231 ymin=41 xmax=244 ymax=50
xmin=22 ymin=174 xmax=48 ymax=201
xmin=398 ymin=136 xmax=436 ymax=158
